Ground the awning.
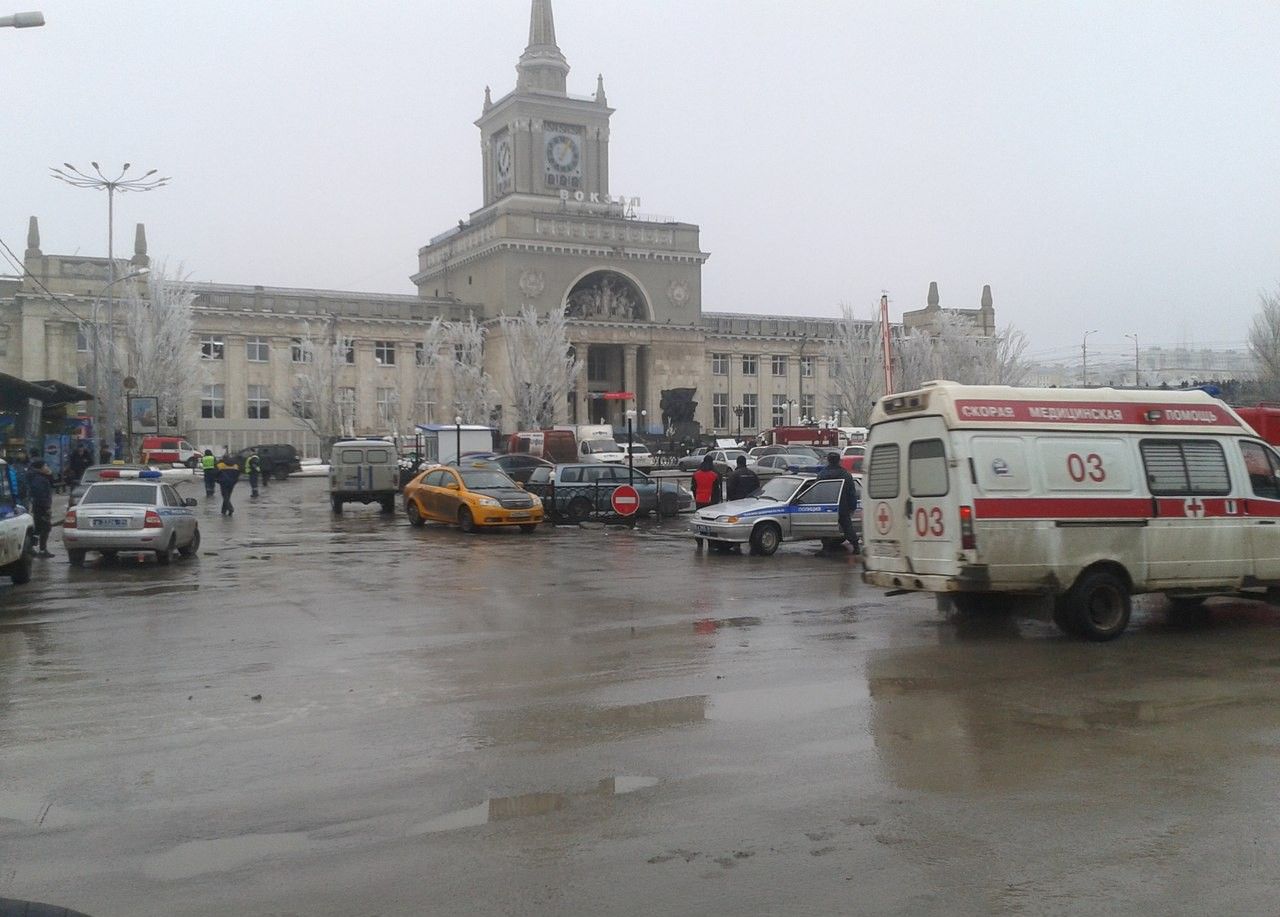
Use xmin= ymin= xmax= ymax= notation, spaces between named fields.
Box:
xmin=33 ymin=379 xmax=94 ymax=406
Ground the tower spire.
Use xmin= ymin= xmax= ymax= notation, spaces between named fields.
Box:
xmin=517 ymin=0 xmax=569 ymax=94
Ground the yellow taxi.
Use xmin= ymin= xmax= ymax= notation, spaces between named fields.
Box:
xmin=403 ymin=464 xmax=544 ymax=533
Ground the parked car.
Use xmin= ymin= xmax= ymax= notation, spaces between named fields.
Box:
xmin=677 ymin=449 xmax=752 ymax=473
xmin=577 ymin=438 xmax=627 ymax=464
xmin=473 ymin=453 xmax=554 ymax=484
xmin=749 ymin=444 xmax=823 ymax=462
xmin=140 ymin=436 xmax=200 ymax=468
xmin=689 ymin=474 xmax=862 ymax=556
xmin=62 ymin=471 xmax=200 ymax=566
xmin=329 ymin=439 xmax=399 ymax=513
xmin=68 ymin=464 xmax=158 ymax=509
xmin=233 ymin=443 xmax=302 ymax=479
xmin=619 ymin=443 xmax=656 ymax=471
xmin=524 ymin=463 xmax=693 ymax=523
xmin=755 ymin=453 xmax=826 ymax=475
xmin=0 ymin=458 xmax=35 ymax=585
xmin=840 ymin=445 xmax=866 ymax=473
xmin=403 ymin=464 xmax=543 ymax=533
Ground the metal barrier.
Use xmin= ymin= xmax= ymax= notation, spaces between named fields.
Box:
xmin=531 ymin=478 xmax=684 ymax=524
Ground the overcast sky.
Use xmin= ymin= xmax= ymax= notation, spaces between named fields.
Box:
xmin=5 ymin=1 xmax=1278 ymax=365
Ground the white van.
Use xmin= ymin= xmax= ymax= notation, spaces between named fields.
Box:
xmin=860 ymin=381 xmax=1280 ymax=641
xmin=329 ymin=439 xmax=399 ymax=514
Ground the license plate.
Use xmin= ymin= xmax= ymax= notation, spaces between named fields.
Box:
xmin=91 ymin=517 xmax=129 ymax=528
xmin=696 ymin=526 xmax=713 ymax=536
xmin=508 ymin=514 xmax=529 ymax=521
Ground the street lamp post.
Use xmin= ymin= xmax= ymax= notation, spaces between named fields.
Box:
xmin=454 ymin=415 xmax=462 ymax=465
xmin=0 ymin=11 xmax=44 ymax=27
xmin=733 ymin=405 xmax=744 ymax=439
xmin=1124 ymin=333 xmax=1140 ymax=388
xmin=625 ymin=409 xmax=635 ymax=486
xmin=1081 ymin=330 xmax=1098 ymax=387
xmin=52 ymin=162 xmax=169 ymax=457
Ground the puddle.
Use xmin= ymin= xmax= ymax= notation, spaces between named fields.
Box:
xmin=411 ymin=775 xmax=659 ymax=835
xmin=481 ymin=696 xmax=707 ymax=745
xmin=142 ymin=832 xmax=312 ymax=880
xmin=708 ymin=680 xmax=867 ymax=723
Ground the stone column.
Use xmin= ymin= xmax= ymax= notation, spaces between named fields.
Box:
xmin=574 ymin=344 xmax=590 ymax=425
xmin=224 ymin=334 xmax=247 ymax=422
xmin=623 ymin=344 xmax=638 ymax=415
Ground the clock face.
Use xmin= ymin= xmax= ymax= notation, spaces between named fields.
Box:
xmin=545 ymin=134 xmax=580 ymax=172
xmin=496 ymin=138 xmax=512 ymax=177
xmin=543 ymin=125 xmax=583 ymax=189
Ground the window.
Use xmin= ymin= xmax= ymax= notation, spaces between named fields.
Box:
xmin=200 ymin=335 xmax=224 ymax=361
xmin=365 ymin=449 xmax=390 ymax=463
xmin=76 ymin=328 xmax=89 ymax=353
xmin=1140 ymin=440 xmax=1230 ymax=495
xmin=454 ymin=343 xmax=466 ymax=364
xmin=423 ymin=469 xmax=448 ymax=487
xmin=415 ymin=342 xmax=425 ymax=366
xmin=247 ymin=384 xmax=270 ymax=420
xmin=867 ymin=444 xmax=900 ymax=499
xmin=712 ymin=353 xmax=729 ymax=376
xmin=342 ymin=338 xmax=356 ymax=364
xmin=771 ymin=354 xmax=787 ymax=376
xmin=908 ymin=439 xmax=949 ymax=497
xmin=200 ymin=384 xmax=225 ymax=419
xmin=802 ymin=395 xmax=815 ymax=420
xmin=741 ymin=393 xmax=758 ymax=430
xmin=742 ymin=354 xmax=757 ymax=376
xmin=377 ymin=387 xmax=397 ymax=423
xmin=772 ymin=394 xmax=787 ymax=427
xmin=374 ymin=341 xmax=395 ymax=365
xmin=1240 ymin=442 xmax=1280 ymax=499
xmin=527 ymin=467 xmax=551 ymax=485
xmin=796 ymin=480 xmax=843 ymax=506
xmin=713 ymin=393 xmax=728 ymax=429
xmin=800 ymin=356 xmax=814 ymax=378
xmin=246 ymin=336 xmax=270 ymax=362
xmin=291 ymin=338 xmax=313 ymax=363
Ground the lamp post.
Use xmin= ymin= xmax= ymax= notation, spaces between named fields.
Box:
xmin=87 ymin=269 xmax=148 ymax=456
xmin=733 ymin=405 xmax=743 ymax=439
xmin=52 ymin=162 xmax=169 ymax=457
xmin=625 ymin=409 xmax=635 ymax=485
xmin=1124 ymin=333 xmax=1139 ymax=388
xmin=786 ymin=399 xmax=798 ymax=426
xmin=454 ymin=415 xmax=462 ymax=465
xmin=1081 ymin=330 xmax=1098 ymax=387
xmin=0 ymin=11 xmax=44 ymax=27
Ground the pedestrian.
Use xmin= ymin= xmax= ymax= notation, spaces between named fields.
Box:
xmin=98 ymin=443 xmax=112 ymax=465
xmin=68 ymin=445 xmax=91 ymax=486
xmin=26 ymin=458 xmax=55 ymax=557
xmin=816 ymin=452 xmax=859 ymax=552
xmin=245 ymin=448 xmax=261 ymax=497
xmin=216 ymin=453 xmax=241 ymax=516
xmin=725 ymin=454 xmax=760 ymax=502
xmin=691 ymin=454 xmax=722 ymax=509
xmin=258 ymin=449 xmax=271 ymax=488
xmin=200 ymin=449 xmax=217 ymax=498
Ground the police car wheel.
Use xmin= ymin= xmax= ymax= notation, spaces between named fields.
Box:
xmin=67 ymin=548 xmax=87 ymax=567
xmin=1066 ymin=569 xmax=1131 ymax=641
xmin=155 ymin=537 xmax=176 ymax=566
xmin=7 ymin=532 xmax=34 ymax=585
xmin=179 ymin=528 xmax=201 ymax=557
xmin=749 ymin=523 xmax=781 ymax=556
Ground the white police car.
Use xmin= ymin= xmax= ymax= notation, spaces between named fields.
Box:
xmin=0 ymin=458 xmax=35 ymax=585
xmin=689 ymin=473 xmax=861 ymax=556
xmin=61 ymin=469 xmax=200 ymax=566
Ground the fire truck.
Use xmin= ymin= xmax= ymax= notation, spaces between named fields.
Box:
xmin=756 ymin=426 xmax=839 ymax=449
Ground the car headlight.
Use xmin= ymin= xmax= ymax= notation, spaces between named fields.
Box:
xmin=530 ymin=495 xmax=542 ymax=506
xmin=716 ymin=515 xmax=739 ymax=524
xmin=475 ymin=496 xmax=500 ymax=507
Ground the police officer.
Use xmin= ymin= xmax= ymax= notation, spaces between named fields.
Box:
xmin=726 ymin=454 xmax=760 ymax=501
xmin=816 ymin=452 xmax=859 ymax=552
xmin=27 ymin=459 xmax=55 ymax=557
xmin=245 ymin=448 xmax=262 ymax=497
xmin=200 ymin=449 xmax=217 ymax=497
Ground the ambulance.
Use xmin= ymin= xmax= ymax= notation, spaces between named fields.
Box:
xmin=860 ymin=381 xmax=1280 ymax=641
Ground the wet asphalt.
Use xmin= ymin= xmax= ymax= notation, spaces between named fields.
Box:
xmin=4 ymin=475 xmax=1280 ymax=915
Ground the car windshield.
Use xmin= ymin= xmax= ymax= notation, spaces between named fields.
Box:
xmin=723 ymin=451 xmax=747 ymax=462
xmin=80 ymin=484 xmax=157 ymax=505
xmin=584 ymin=441 xmax=620 ymax=453
xmin=628 ymin=445 xmax=650 ymax=453
xmin=459 ymin=470 xmax=517 ymax=490
xmin=754 ymin=476 xmax=803 ymax=502
xmin=782 ymin=454 xmax=817 ymax=463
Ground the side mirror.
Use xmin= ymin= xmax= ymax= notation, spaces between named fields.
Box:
xmin=183 ymin=498 xmax=198 ymax=507
xmin=446 ymin=482 xmax=460 ymax=491
xmin=516 ymin=482 xmax=525 ymax=490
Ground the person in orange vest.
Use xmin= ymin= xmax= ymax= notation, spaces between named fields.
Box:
xmin=691 ymin=454 xmax=722 ymax=509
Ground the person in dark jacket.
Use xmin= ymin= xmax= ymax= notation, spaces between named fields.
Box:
xmin=725 ymin=454 xmax=760 ymax=502
xmin=816 ymin=452 xmax=859 ymax=552
xmin=98 ymin=443 xmax=112 ymax=465
xmin=691 ymin=455 xmax=722 ymax=509
xmin=27 ymin=459 xmax=55 ymax=557
xmin=215 ymin=453 xmax=241 ymax=516
xmin=67 ymin=445 xmax=92 ymax=485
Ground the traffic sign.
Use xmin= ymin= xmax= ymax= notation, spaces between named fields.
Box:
xmin=611 ymin=484 xmax=640 ymax=516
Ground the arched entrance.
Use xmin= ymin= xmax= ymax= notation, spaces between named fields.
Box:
xmin=563 ymin=270 xmax=649 ymax=321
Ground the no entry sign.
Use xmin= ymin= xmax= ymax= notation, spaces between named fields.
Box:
xmin=611 ymin=484 xmax=640 ymax=516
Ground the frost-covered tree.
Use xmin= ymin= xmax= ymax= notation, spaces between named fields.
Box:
xmin=118 ymin=264 xmax=205 ymax=444
xmin=499 ymin=305 xmax=580 ymax=429
xmin=443 ymin=315 xmax=495 ymax=424
xmin=826 ymin=304 xmax=887 ymax=426
xmin=1248 ymin=286 xmax=1280 ymax=398
xmin=412 ymin=317 xmax=449 ymax=425
xmin=282 ymin=319 xmax=351 ymax=458
xmin=896 ymin=313 xmax=1031 ymax=392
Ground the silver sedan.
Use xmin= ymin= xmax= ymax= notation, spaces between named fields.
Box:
xmin=62 ymin=474 xmax=200 ymax=566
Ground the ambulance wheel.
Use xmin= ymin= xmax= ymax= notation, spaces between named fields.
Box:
xmin=749 ymin=522 xmax=781 ymax=556
xmin=1064 ymin=569 xmax=1131 ymax=641
xmin=406 ymin=501 xmax=425 ymax=527
xmin=458 ymin=506 xmax=476 ymax=533
xmin=566 ymin=497 xmax=592 ymax=524
xmin=178 ymin=528 xmax=201 ymax=557
xmin=6 ymin=532 xmax=33 ymax=584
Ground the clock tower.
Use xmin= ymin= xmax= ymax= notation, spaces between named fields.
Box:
xmin=476 ymin=0 xmax=613 ymax=206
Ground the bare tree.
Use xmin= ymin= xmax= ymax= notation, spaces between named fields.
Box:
xmin=118 ymin=264 xmax=205 ymax=448
xmin=281 ymin=318 xmax=351 ymax=458
xmin=826 ymin=304 xmax=886 ymax=426
xmin=412 ymin=317 xmax=449 ymax=426
xmin=499 ymin=305 xmax=581 ymax=430
xmin=443 ymin=315 xmax=495 ymax=424
xmin=1249 ymin=286 xmax=1280 ymax=398
xmin=895 ymin=313 xmax=1032 ymax=391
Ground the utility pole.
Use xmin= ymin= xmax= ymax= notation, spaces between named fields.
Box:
xmin=1082 ymin=330 xmax=1098 ymax=387
xmin=879 ymin=292 xmax=893 ymax=395
xmin=1125 ymin=333 xmax=1139 ymax=387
